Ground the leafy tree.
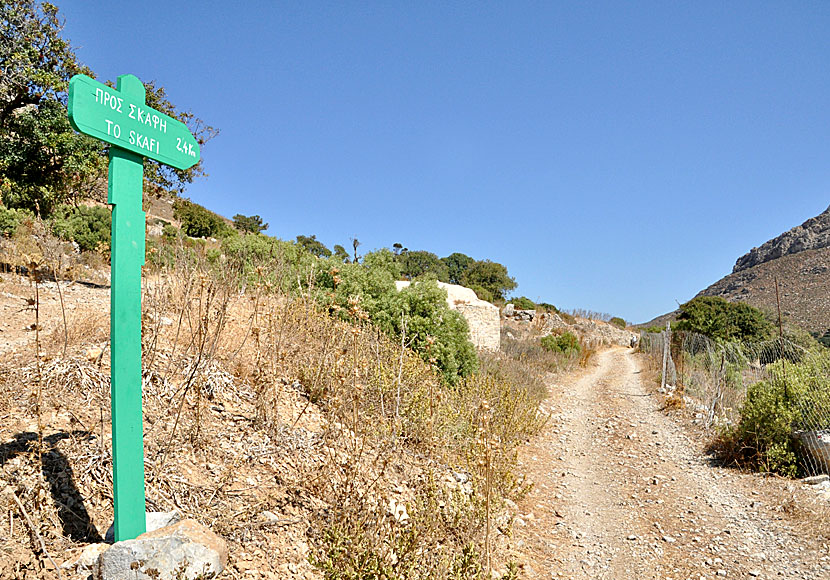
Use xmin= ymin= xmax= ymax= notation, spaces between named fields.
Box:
xmin=441 ymin=252 xmax=475 ymax=285
xmin=296 ymin=234 xmax=331 ymax=258
xmin=173 ymin=199 xmax=228 ymax=238
xmin=0 ymin=98 xmax=104 ymax=214
xmin=140 ymin=80 xmax=218 ymax=195
xmin=675 ymin=296 xmax=773 ymax=342
xmin=0 ymin=1 xmax=86 ymax=122
xmin=0 ymin=2 xmax=216 ymax=213
xmin=398 ymin=250 xmax=449 ymax=281
xmin=0 ymin=1 xmax=104 ymax=215
xmin=461 ymin=259 xmax=516 ymax=302
xmin=233 ymin=213 xmax=268 ymax=234
xmin=609 ymin=316 xmax=627 ymax=329
xmin=332 ymin=244 xmax=350 ymax=263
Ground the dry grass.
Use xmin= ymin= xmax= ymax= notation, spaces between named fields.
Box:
xmin=0 ymin=240 xmax=548 ymax=578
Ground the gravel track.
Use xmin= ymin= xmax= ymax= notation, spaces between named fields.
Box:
xmin=511 ymin=347 xmax=830 ymax=580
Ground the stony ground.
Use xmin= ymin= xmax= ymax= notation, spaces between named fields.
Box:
xmin=3 ymin=273 xmax=830 ymax=579
xmin=510 ymin=347 xmax=830 ymax=579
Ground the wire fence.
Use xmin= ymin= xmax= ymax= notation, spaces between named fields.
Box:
xmin=639 ymin=328 xmax=830 ymax=476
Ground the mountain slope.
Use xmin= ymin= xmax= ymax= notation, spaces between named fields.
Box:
xmin=643 ymin=205 xmax=830 ymax=336
xmin=698 ymin=245 xmax=830 ymax=334
xmin=733 ymin=205 xmax=830 ymax=273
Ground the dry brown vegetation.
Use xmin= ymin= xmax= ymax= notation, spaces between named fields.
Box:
xmin=0 ymin=230 xmax=573 ymax=579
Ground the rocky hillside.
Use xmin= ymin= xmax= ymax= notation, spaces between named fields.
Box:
xmin=733 ymin=205 xmax=830 ymax=273
xmin=644 ymin=205 xmax=830 ymax=336
xmin=502 ymin=306 xmax=638 ymax=348
xmin=698 ymin=246 xmax=830 ymax=335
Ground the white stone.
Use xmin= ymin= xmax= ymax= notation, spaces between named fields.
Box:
xmin=62 ymin=543 xmax=109 ymax=572
xmin=94 ymin=519 xmax=227 ymax=580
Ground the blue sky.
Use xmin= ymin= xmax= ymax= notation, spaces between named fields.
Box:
xmin=59 ymin=1 xmax=830 ymax=323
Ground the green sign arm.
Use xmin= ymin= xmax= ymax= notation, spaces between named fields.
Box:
xmin=108 ymin=74 xmax=148 ymax=542
xmin=69 ymin=74 xmax=200 ymax=170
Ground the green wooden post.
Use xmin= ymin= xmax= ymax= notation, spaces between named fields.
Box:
xmin=67 ymin=72 xmax=200 ymax=542
xmin=109 ymin=74 xmax=147 ymax=541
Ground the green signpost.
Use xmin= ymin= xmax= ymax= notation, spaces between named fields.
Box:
xmin=68 ymin=73 xmax=200 ymax=542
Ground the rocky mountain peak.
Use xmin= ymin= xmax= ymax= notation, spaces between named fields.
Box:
xmin=733 ymin=205 xmax=830 ymax=273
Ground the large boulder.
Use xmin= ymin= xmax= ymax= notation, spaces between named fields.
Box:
xmin=94 ymin=519 xmax=228 ymax=580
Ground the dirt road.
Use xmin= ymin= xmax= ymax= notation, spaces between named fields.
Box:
xmin=512 ymin=347 xmax=830 ymax=579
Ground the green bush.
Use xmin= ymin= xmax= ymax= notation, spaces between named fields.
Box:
xmin=221 ymin=232 xmax=311 ymax=291
xmin=609 ymin=316 xmax=627 ymax=329
xmin=641 ymin=325 xmax=665 ymax=334
xmin=511 ymin=296 xmax=536 ymax=310
xmin=725 ymin=356 xmax=830 ymax=477
xmin=391 ymin=280 xmax=478 ymax=384
xmin=675 ymin=296 xmax=773 ymax=342
xmin=49 ymin=204 xmax=111 ymax=252
xmin=0 ymin=206 xmax=30 ymax=237
xmin=537 ymin=302 xmax=559 ymax=313
xmin=540 ymin=332 xmax=581 ymax=355
xmin=815 ymin=329 xmax=830 ymax=348
xmin=316 ymin=251 xmax=477 ymax=384
xmin=162 ymin=224 xmax=179 ymax=240
xmin=173 ymin=199 xmax=230 ymax=238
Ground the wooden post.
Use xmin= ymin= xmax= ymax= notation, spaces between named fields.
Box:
xmin=108 ymin=75 xmax=147 ymax=541
xmin=68 ymin=72 xmax=200 ymax=541
xmin=660 ymin=320 xmax=671 ymax=389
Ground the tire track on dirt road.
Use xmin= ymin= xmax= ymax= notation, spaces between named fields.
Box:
xmin=511 ymin=347 xmax=830 ymax=579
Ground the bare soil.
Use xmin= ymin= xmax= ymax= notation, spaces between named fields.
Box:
xmin=510 ymin=347 xmax=830 ymax=579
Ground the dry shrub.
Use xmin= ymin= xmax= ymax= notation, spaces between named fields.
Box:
xmin=47 ymin=307 xmax=109 ymax=350
xmin=1 ymin=238 xmax=547 ymax=578
xmin=579 ymin=344 xmax=597 ymax=367
xmin=500 ymin=330 xmax=580 ymax=375
xmin=309 ymin=468 xmax=487 ymax=579
xmin=478 ymin=351 xmax=548 ymax=405
xmin=662 ymin=393 xmax=685 ymax=411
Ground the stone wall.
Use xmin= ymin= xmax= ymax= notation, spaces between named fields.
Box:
xmin=395 ymin=281 xmax=500 ymax=351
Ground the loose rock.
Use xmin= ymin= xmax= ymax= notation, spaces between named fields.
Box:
xmin=94 ymin=519 xmax=228 ymax=580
